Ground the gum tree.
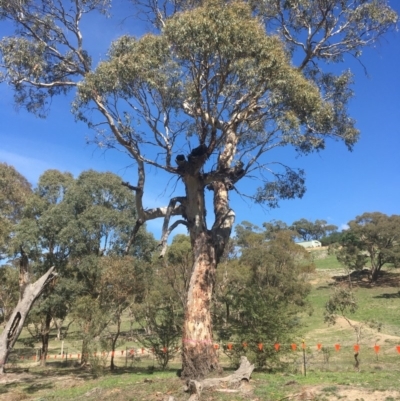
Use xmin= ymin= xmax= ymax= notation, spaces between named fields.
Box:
xmin=291 ymin=218 xmax=338 ymax=241
xmin=0 ymin=164 xmax=57 ymax=374
xmin=0 ymin=163 xmax=32 ymax=258
xmin=0 ymin=0 xmax=397 ymax=378
xmin=338 ymin=212 xmax=400 ymax=281
xmin=15 ymin=169 xmax=74 ymax=365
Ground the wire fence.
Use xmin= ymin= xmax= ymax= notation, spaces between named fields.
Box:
xmin=5 ymin=339 xmax=400 ymax=373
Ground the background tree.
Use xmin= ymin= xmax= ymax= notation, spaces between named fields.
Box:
xmin=133 ymin=259 xmax=183 ymax=370
xmin=325 ymin=285 xmax=361 ymax=344
xmin=320 ymin=231 xmax=346 ymax=247
xmin=214 ymin=223 xmax=314 ymax=368
xmin=0 ymin=163 xmax=32 ymax=259
xmin=0 ymin=165 xmax=57 ymax=374
xmin=62 ymin=170 xmax=153 ymax=363
xmin=14 ymin=169 xmax=75 ymax=364
xmin=98 ymin=255 xmax=146 ymax=371
xmin=291 ymin=218 xmax=338 ymax=241
xmin=0 ymin=265 xmax=19 ymax=327
xmin=338 ymin=212 xmax=400 ymax=282
xmin=262 ymin=220 xmax=295 ymax=240
xmin=164 ymin=234 xmax=193 ymax=309
xmin=0 ymin=0 xmax=397 ymax=379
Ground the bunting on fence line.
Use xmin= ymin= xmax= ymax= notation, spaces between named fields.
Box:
xmin=10 ymin=342 xmax=400 ymax=365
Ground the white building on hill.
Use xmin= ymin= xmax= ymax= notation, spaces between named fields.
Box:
xmin=297 ymin=240 xmax=322 ymax=248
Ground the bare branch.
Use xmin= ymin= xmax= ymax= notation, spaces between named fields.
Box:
xmin=159 ymin=219 xmax=188 ymax=258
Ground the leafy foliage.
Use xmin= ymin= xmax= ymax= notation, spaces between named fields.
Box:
xmin=133 ymin=265 xmax=183 ymax=370
xmin=0 ymin=264 xmax=19 ymax=325
xmin=291 ymin=218 xmax=338 ymax=241
xmin=214 ymin=224 xmax=314 ymax=368
xmin=324 ymin=286 xmax=358 ymax=326
xmin=0 ymin=163 xmax=32 ymax=258
xmin=337 ymin=212 xmax=400 ymax=281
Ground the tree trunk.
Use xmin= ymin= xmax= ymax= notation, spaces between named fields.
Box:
xmin=81 ymin=331 xmax=90 ymax=365
xmin=180 ymin=173 xmax=222 ymax=379
xmin=0 ymin=266 xmax=56 ymax=374
xmin=110 ymin=318 xmax=121 ymax=371
xmin=40 ymin=313 xmax=52 ymax=366
xmin=371 ymin=266 xmax=380 ymax=282
xmin=53 ymin=318 xmax=63 ymax=341
xmin=181 ymin=232 xmax=219 ymax=379
xmin=180 ymin=173 xmax=234 ymax=379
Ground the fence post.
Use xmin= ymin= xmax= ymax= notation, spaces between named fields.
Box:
xmin=302 ymin=340 xmax=306 ymax=377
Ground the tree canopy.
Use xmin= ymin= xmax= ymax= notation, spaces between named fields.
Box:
xmin=291 ymin=218 xmax=338 ymax=241
xmin=214 ymin=222 xmax=313 ymax=368
xmin=338 ymin=212 xmax=400 ymax=282
xmin=0 ymin=163 xmax=32 ymax=258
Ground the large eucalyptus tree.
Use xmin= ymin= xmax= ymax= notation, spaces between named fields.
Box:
xmin=0 ymin=0 xmax=397 ymax=378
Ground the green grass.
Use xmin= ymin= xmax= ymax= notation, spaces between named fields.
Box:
xmin=2 ymin=251 xmax=400 ymax=401
xmin=3 ymin=366 xmax=400 ymax=401
xmin=312 ymin=252 xmax=342 ymax=270
xmin=253 ymin=369 xmax=400 ymax=399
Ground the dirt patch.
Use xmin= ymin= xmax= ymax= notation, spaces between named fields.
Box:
xmin=0 ymin=372 xmax=33 ymax=385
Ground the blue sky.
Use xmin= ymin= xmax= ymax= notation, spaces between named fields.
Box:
xmin=1 ymin=2 xmax=399 ymax=239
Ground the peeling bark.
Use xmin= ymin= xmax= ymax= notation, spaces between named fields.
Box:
xmin=181 ymin=233 xmax=219 ymax=379
xmin=0 ymin=266 xmax=56 ymax=374
xmin=179 ymin=171 xmax=217 ymax=379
